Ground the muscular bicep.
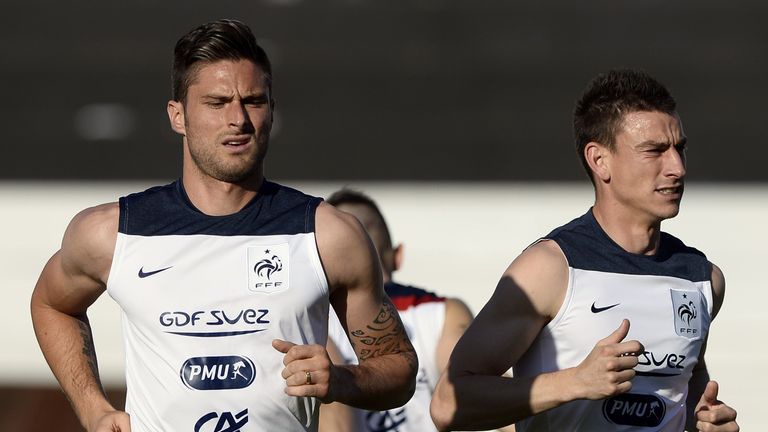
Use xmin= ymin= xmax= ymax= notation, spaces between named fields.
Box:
xmin=449 ymin=241 xmax=568 ymax=377
xmin=33 ymin=252 xmax=105 ymax=316
xmin=32 ymin=203 xmax=118 ymax=315
xmin=316 ymin=203 xmax=415 ymax=365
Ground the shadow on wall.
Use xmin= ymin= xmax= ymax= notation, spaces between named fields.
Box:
xmin=0 ymin=387 xmax=125 ymax=431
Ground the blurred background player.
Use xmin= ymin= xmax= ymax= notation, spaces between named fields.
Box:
xmin=430 ymin=69 xmax=739 ymax=432
xmin=319 ymin=188 xmax=475 ymax=432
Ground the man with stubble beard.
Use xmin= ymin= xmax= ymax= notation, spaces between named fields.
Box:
xmin=31 ymin=19 xmax=416 ymax=432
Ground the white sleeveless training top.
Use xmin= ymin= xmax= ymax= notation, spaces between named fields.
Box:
xmin=106 ymin=180 xmax=329 ymax=432
xmin=328 ymin=281 xmax=446 ymax=432
xmin=515 ymin=209 xmax=713 ymax=432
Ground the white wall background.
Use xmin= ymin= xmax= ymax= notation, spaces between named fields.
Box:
xmin=2 ymin=181 xmax=764 ymax=429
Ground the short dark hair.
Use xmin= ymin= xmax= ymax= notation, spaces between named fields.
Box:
xmin=172 ymin=19 xmax=272 ymax=102
xmin=573 ymin=69 xmax=677 ymax=181
xmin=326 ymin=188 xmax=393 ymax=247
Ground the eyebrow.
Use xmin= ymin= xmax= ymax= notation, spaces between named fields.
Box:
xmin=201 ymin=92 xmax=269 ymax=102
xmin=241 ymin=94 xmax=269 ymax=103
xmin=637 ymin=136 xmax=687 ymax=149
xmin=201 ymin=95 xmax=230 ymax=102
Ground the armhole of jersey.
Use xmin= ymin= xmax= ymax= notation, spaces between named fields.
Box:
xmin=105 ymin=232 xmax=126 ymax=298
xmin=435 ymin=301 xmax=447 ymax=343
xmin=105 ymin=198 xmax=127 ymax=298
xmin=533 ymin=238 xmax=574 ymax=332
xmin=305 ymin=199 xmax=329 ymax=298
xmin=702 ymin=280 xmax=714 ymax=318
xmin=546 ymin=267 xmax=575 ymax=331
xmin=307 ymin=232 xmax=329 ymax=298
xmin=704 ymin=260 xmax=715 ymax=318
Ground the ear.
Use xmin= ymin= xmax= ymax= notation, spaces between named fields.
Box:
xmin=167 ymin=100 xmax=186 ymax=136
xmin=392 ymin=243 xmax=404 ymax=273
xmin=584 ymin=141 xmax=611 ymax=182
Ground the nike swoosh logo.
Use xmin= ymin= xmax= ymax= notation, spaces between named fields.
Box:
xmin=138 ymin=266 xmax=173 ymax=278
xmin=591 ymin=302 xmax=620 ymax=313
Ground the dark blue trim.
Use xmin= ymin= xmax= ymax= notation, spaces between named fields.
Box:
xmin=385 ymin=281 xmax=444 ymax=301
xmin=164 ymin=329 xmax=267 ymax=337
xmin=544 ymin=209 xmax=710 ymax=282
xmin=635 ymin=371 xmax=681 ymax=377
xmin=119 ymin=180 xmax=322 ymax=236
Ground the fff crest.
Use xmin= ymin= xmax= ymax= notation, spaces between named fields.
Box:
xmin=670 ymin=289 xmax=701 ymax=339
xmin=247 ymin=244 xmax=289 ymax=293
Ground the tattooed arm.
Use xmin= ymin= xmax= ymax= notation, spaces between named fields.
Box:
xmin=275 ymin=202 xmax=417 ymax=410
xmin=31 ymin=203 xmax=130 ymax=432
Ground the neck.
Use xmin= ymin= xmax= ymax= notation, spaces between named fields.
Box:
xmin=592 ymin=200 xmax=662 ymax=255
xmin=182 ymin=166 xmax=264 ymax=216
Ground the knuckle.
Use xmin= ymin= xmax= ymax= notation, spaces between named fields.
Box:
xmin=319 ymin=358 xmax=330 ymax=369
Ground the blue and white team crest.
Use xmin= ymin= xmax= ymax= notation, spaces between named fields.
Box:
xmin=248 ymin=244 xmax=289 ymax=294
xmin=670 ymin=289 xmax=701 ymax=339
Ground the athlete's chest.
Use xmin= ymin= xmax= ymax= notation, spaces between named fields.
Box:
xmin=108 ymin=232 xmax=327 ymax=336
xmin=559 ymin=269 xmax=712 ymax=375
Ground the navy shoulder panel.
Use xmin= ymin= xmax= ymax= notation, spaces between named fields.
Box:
xmin=385 ymin=281 xmax=445 ymax=310
xmin=544 ymin=209 xmax=710 ymax=282
xmin=119 ymin=180 xmax=322 ymax=236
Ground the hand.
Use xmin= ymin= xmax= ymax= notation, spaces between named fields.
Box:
xmin=694 ymin=381 xmax=739 ymax=431
xmin=273 ymin=339 xmax=336 ymax=402
xmin=570 ymin=319 xmax=644 ymax=400
xmin=89 ymin=410 xmax=131 ymax=432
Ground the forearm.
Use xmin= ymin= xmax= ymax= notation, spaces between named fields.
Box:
xmin=32 ymin=303 xmax=114 ymax=428
xmin=431 ymin=368 xmax=577 ymax=431
xmin=332 ymin=351 xmax=417 ymax=411
xmin=318 ymin=401 xmax=355 ymax=432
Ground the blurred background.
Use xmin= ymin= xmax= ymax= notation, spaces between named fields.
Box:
xmin=2 ymin=0 xmax=766 ymax=430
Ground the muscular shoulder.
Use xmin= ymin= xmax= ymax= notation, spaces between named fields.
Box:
xmin=315 ymin=202 xmax=380 ymax=293
xmin=61 ymin=202 xmax=119 ymax=284
xmin=315 ymin=201 xmax=369 ymax=247
xmin=503 ymin=239 xmax=569 ymax=320
xmin=446 ymin=241 xmax=568 ymax=375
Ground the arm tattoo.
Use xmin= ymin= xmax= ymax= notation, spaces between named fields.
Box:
xmin=76 ymin=317 xmax=102 ymax=384
xmin=350 ymin=299 xmax=417 ymax=370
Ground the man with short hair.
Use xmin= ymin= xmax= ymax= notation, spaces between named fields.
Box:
xmin=31 ymin=19 xmax=416 ymax=432
xmin=319 ymin=188 xmax=474 ymax=432
xmin=430 ymin=70 xmax=738 ymax=432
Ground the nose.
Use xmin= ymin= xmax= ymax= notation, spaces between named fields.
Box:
xmin=665 ymin=146 xmax=686 ymax=179
xmin=227 ymin=101 xmax=250 ymax=128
